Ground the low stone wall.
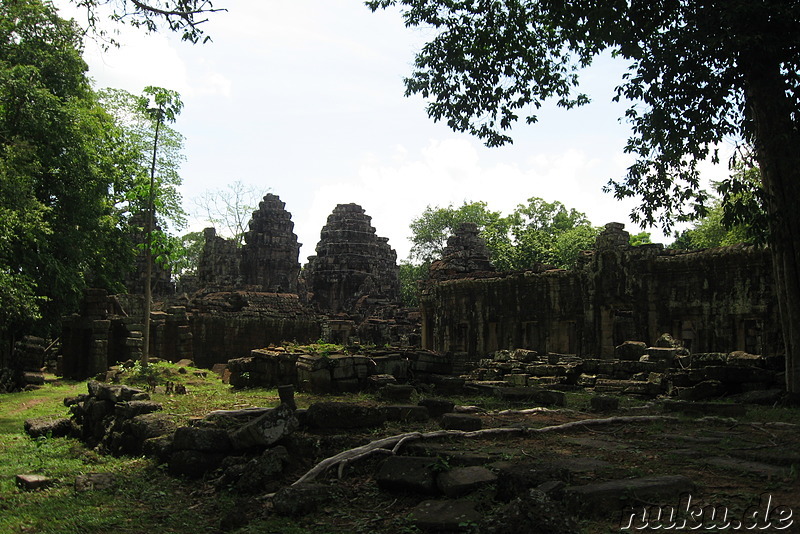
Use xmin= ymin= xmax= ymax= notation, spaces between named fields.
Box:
xmin=226 ymin=347 xmax=455 ymax=393
xmin=465 ymin=338 xmax=784 ymax=400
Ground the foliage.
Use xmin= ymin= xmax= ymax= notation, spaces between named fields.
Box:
xmin=398 ymin=261 xmax=428 ymax=307
xmin=0 ymin=0 xmax=134 ymax=336
xmin=671 ymin=163 xmax=767 ymax=250
xmin=193 ymin=180 xmax=269 ymax=247
xmin=66 ymin=0 xmax=227 ymax=45
xmin=628 ymin=231 xmax=652 ymax=247
xmin=171 ymin=230 xmax=205 ymax=279
xmin=491 ymin=197 xmax=599 ymax=270
xmin=408 ymin=197 xmax=598 ymax=272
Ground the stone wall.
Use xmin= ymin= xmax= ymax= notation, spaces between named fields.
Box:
xmin=188 ymin=291 xmax=321 ymax=369
xmin=420 ymin=222 xmax=781 ymax=360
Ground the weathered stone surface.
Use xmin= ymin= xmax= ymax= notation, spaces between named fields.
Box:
xmin=704 ymin=456 xmax=790 ymax=477
xmin=589 ymin=395 xmax=619 ymax=412
xmin=173 ymin=426 xmax=232 ymax=452
xmin=24 ymin=417 xmax=73 ymax=439
xmin=304 ymin=203 xmax=400 ymax=313
xmin=440 ymin=413 xmax=482 ymax=431
xmin=376 ymin=456 xmax=439 ymax=494
xmin=379 ymin=383 xmax=416 ymax=402
xmin=418 ymin=398 xmax=455 ymax=417
xmin=428 ymin=222 xmax=495 ymax=280
xmin=480 ymin=489 xmax=577 ymax=534
xmin=565 ymin=475 xmax=695 ymax=516
xmin=436 ymin=466 xmax=497 ymax=497
xmin=615 ymin=341 xmax=647 ymax=361
xmin=197 ymin=227 xmax=241 ymax=288
xmin=409 ymin=499 xmax=482 ymax=531
xmin=662 ymin=400 xmax=746 ymax=417
xmin=381 ymin=405 xmax=430 ymax=423
xmin=228 ymin=404 xmax=298 ymax=450
xmin=114 ymin=400 xmax=162 ymax=419
xmin=240 ymin=194 xmax=301 ymax=293
xmin=272 ymin=483 xmax=336 ymax=516
xmin=169 ymin=450 xmax=227 ymax=478
xmin=495 ymin=387 xmax=565 ymax=406
xmin=127 ymin=413 xmax=178 ymax=441
xmin=16 ymin=474 xmax=54 ymax=491
xmin=74 ymin=473 xmax=116 ymax=492
xmin=305 ymin=402 xmax=387 ymax=430
xmin=676 ymin=380 xmax=725 ymax=401
xmin=493 ymin=462 xmax=571 ymax=502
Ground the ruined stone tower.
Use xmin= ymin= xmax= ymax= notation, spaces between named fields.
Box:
xmin=197 ymin=227 xmax=241 ymax=287
xmin=240 ymin=193 xmax=301 ymax=293
xmin=304 ymin=203 xmax=400 ymax=313
xmin=429 ymin=222 xmax=495 ymax=279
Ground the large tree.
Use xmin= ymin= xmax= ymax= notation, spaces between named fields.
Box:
xmin=0 ymin=0 xmax=135 ymax=344
xmin=369 ymin=0 xmax=800 ymax=392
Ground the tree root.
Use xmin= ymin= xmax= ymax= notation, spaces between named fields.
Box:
xmin=291 ymin=415 xmax=679 ymax=486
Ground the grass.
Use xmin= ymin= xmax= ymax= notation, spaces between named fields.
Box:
xmin=2 ymin=363 xmax=798 ymax=534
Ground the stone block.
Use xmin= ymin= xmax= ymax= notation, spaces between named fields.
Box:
xmin=272 ymin=483 xmax=335 ymax=517
xmin=409 ymin=500 xmax=481 ymax=531
xmin=74 ymin=473 xmax=116 ymax=492
xmin=676 ymin=380 xmax=725 ymax=401
xmin=418 ymin=398 xmax=455 ymax=417
xmin=16 ymin=474 xmax=54 ymax=491
xmin=24 ymin=417 xmax=73 ymax=439
xmin=381 ymin=405 xmax=430 ymax=423
xmin=565 ymin=475 xmax=695 ymax=517
xmin=379 ymin=383 xmax=416 ymax=402
xmin=590 ymin=395 xmax=619 ymax=412
xmin=494 ymin=462 xmax=571 ymax=502
xmin=126 ymin=413 xmax=178 ymax=441
xmin=376 ymin=456 xmax=438 ymax=494
xmin=305 ymin=402 xmax=387 ymax=430
xmin=168 ymin=449 xmax=227 ymax=478
xmin=228 ymin=404 xmax=299 ymax=450
xmin=114 ymin=401 xmax=162 ymax=420
xmin=436 ymin=466 xmax=497 ymax=497
xmin=440 ymin=413 xmax=482 ymax=431
xmin=173 ymin=426 xmax=232 ymax=452
xmin=615 ymin=341 xmax=647 ymax=361
xmin=504 ymin=373 xmax=529 ymax=387
xmin=645 ymin=347 xmax=677 ymax=362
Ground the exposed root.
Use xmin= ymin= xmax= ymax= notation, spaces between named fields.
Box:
xmin=290 ymin=415 xmax=679 ymax=486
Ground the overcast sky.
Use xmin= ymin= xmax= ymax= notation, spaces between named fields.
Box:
xmin=55 ymin=0 xmax=730 ymax=263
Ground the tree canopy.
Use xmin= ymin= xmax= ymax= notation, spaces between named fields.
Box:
xmin=67 ymin=0 xmax=225 ymax=44
xmin=0 ymin=0 xmax=134 ymax=336
xmin=370 ymin=0 xmax=800 ymax=392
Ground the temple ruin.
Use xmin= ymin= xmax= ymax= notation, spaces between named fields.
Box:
xmin=56 ymin=196 xmax=783 ymax=390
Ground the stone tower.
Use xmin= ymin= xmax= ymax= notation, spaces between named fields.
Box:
xmin=304 ymin=203 xmax=400 ymax=313
xmin=240 ymin=193 xmax=301 ymax=293
xmin=197 ymin=227 xmax=241 ymax=288
xmin=429 ymin=222 xmax=495 ymax=279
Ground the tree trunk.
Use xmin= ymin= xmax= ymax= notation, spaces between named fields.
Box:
xmin=743 ymin=55 xmax=800 ymax=393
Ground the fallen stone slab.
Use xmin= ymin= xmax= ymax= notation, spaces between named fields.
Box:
xmin=16 ymin=474 xmax=54 ymax=491
xmin=272 ymin=483 xmax=336 ymax=517
xmin=418 ymin=398 xmax=455 ymax=417
xmin=376 ymin=456 xmax=438 ymax=494
xmin=704 ymin=456 xmax=790 ymax=477
xmin=404 ymin=443 xmax=495 ymax=467
xmin=228 ymin=403 xmax=298 ymax=450
xmin=408 ymin=499 xmax=481 ymax=531
xmin=380 ymin=405 xmax=430 ymax=423
xmin=24 ymin=417 xmax=73 ymax=439
xmin=172 ymin=426 xmax=232 ymax=453
xmin=565 ymin=475 xmax=695 ymax=517
xmin=74 ymin=473 xmax=116 ymax=492
xmin=440 ymin=413 xmax=482 ymax=431
xmin=437 ymin=466 xmax=497 ymax=497
xmin=305 ymin=402 xmax=387 ymax=430
xmin=493 ymin=462 xmax=571 ymax=502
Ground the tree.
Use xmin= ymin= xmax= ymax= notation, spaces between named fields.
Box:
xmin=493 ymin=197 xmax=598 ymax=270
xmin=0 ymin=0 xmax=135 ymax=345
xmin=629 ymin=232 xmax=653 ymax=247
xmin=66 ymin=0 xmax=226 ymax=44
xmin=139 ymin=86 xmax=184 ymax=364
xmin=193 ymin=181 xmax=269 ymax=247
xmin=369 ymin=0 xmax=800 ymax=393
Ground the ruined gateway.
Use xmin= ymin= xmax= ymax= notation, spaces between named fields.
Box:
xmin=59 ymin=195 xmax=781 ymax=382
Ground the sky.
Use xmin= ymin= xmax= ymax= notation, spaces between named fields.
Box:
xmin=55 ymin=0 xmax=731 ymax=263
